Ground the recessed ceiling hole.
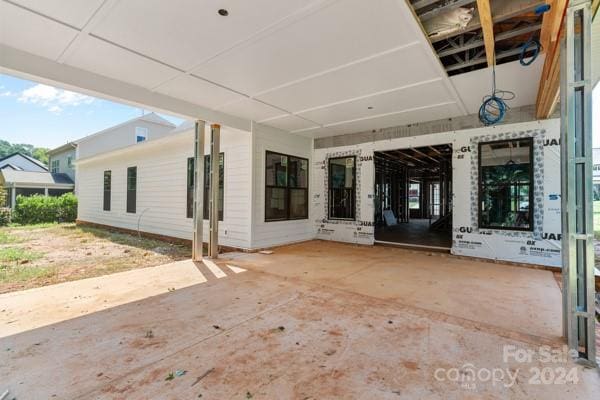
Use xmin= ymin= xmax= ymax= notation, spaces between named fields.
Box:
xmin=218 ymin=9 xmax=229 ymax=16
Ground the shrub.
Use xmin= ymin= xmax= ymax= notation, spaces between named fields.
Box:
xmin=13 ymin=193 xmax=77 ymax=225
xmin=0 ymin=207 xmax=11 ymax=226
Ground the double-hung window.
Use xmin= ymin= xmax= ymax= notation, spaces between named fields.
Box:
xmin=265 ymin=151 xmax=308 ymax=221
xmin=186 ymin=154 xmax=224 ymax=220
xmin=51 ymin=159 xmax=59 ymax=173
xmin=479 ymin=138 xmax=533 ymax=231
xmin=328 ymin=156 xmax=356 ymax=220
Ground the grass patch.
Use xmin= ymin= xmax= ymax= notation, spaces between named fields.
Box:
xmin=0 ymin=247 xmax=42 ymax=266
xmin=0 ymin=265 xmax=56 ymax=284
xmin=0 ymin=231 xmax=20 ymax=244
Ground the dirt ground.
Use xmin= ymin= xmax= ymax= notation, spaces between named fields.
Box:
xmin=0 ymin=223 xmax=190 ymax=293
xmin=1 ymin=241 xmax=599 ymax=399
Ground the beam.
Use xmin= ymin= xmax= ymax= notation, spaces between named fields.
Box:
xmin=476 ymin=0 xmax=495 ymax=66
xmin=536 ymin=0 xmax=568 ymax=118
xmin=419 ymin=0 xmax=476 ymax=22
xmin=437 ymin=23 xmax=542 ymax=58
xmin=0 ymin=44 xmax=251 ymax=131
xmin=445 ymin=46 xmax=530 ymax=72
xmin=431 ymin=0 xmax=546 ymax=43
xmin=412 ymin=0 xmax=442 ymax=11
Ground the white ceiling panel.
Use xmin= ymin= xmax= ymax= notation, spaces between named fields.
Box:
xmin=450 ymin=57 xmax=545 ymax=115
xmin=262 ymin=114 xmax=319 ymax=132
xmin=322 ymin=103 xmax=463 ymax=137
xmin=192 ymin=0 xmax=418 ymax=96
xmin=91 ymin=0 xmax=325 ymax=71
xmin=0 ymin=1 xmax=77 ymax=60
xmin=65 ymin=36 xmax=181 ymax=89
xmin=155 ymin=74 xmax=245 ymax=109
xmin=217 ymin=98 xmax=286 ymax=122
xmin=297 ymin=80 xmax=452 ymax=126
xmin=9 ymin=0 xmax=104 ymax=29
xmin=256 ymin=44 xmax=441 ymax=112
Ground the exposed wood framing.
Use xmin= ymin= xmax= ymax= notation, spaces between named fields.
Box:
xmin=430 ymin=0 xmax=546 ymax=43
xmin=536 ymin=0 xmax=568 ymax=119
xmin=476 ymin=0 xmax=495 ymax=66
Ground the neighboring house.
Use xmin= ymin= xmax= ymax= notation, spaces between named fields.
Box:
xmin=593 ymin=148 xmax=600 ymax=200
xmin=0 ymin=152 xmax=74 ymax=208
xmin=0 ymin=152 xmax=47 ymax=172
xmin=75 ymin=113 xmax=176 ymax=160
xmin=46 ymin=113 xmax=176 ymax=195
xmin=47 ymin=142 xmax=77 ymax=181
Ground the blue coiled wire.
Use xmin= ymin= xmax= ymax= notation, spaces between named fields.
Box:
xmin=479 ymin=63 xmax=515 ymax=126
xmin=519 ymin=38 xmax=541 ymax=66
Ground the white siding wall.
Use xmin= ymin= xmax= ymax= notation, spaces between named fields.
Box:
xmin=250 ymin=122 xmax=314 ymax=248
xmin=77 ymin=126 xmax=252 ymax=249
xmin=77 ymin=120 xmax=174 ymax=160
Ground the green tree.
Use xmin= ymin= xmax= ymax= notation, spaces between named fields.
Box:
xmin=32 ymin=147 xmax=49 ymax=165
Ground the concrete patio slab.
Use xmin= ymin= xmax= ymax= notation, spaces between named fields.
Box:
xmin=0 ymin=241 xmax=598 ymax=399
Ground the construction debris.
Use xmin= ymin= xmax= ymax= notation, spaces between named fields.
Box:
xmin=191 ymin=368 xmax=214 ymax=387
xmin=258 ymin=250 xmax=273 ymax=255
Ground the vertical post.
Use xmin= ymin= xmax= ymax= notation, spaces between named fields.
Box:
xmin=11 ymin=184 xmax=16 ymax=210
xmin=192 ymin=120 xmax=205 ymax=261
xmin=208 ymin=124 xmax=220 ymax=258
xmin=561 ymin=0 xmax=596 ymax=365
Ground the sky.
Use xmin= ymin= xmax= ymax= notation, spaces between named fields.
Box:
xmin=0 ymin=73 xmax=598 ymax=150
xmin=0 ymin=74 xmax=184 ymax=149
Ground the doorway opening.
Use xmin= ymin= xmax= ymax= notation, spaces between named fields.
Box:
xmin=374 ymin=144 xmax=452 ymax=249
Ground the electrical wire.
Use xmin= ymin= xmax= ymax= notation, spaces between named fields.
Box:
xmin=519 ymin=37 xmax=541 ymax=66
xmin=519 ymin=4 xmax=550 ymax=66
xmin=478 ymin=58 xmax=515 ymax=126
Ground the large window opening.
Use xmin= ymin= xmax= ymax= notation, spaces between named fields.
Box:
xmin=265 ymin=151 xmax=308 ymax=221
xmin=126 ymin=166 xmax=137 ymax=214
xmin=374 ymin=144 xmax=452 ymax=249
xmin=478 ymin=138 xmax=533 ymax=231
xmin=328 ymin=156 xmax=356 ymax=220
xmin=186 ymin=154 xmax=224 ymax=220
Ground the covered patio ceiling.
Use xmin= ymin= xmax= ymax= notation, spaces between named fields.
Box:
xmin=0 ymin=0 xmax=550 ymax=136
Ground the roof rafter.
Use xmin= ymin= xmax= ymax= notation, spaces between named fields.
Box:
xmin=476 ymin=0 xmax=495 ymax=66
xmin=535 ymin=0 xmax=568 ymax=119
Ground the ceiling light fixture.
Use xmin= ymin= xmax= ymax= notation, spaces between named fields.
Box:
xmin=218 ymin=9 xmax=229 ymax=16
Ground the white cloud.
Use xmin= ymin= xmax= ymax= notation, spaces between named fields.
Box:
xmin=18 ymin=83 xmax=93 ymax=112
xmin=48 ymin=105 xmax=63 ymax=114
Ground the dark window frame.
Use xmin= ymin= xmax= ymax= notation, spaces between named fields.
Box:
xmin=264 ymin=150 xmax=309 ymax=222
xmin=103 ymin=170 xmax=111 ymax=211
xmin=186 ymin=154 xmax=224 ymax=221
xmin=328 ymin=155 xmax=357 ymax=221
xmin=478 ymin=138 xmax=534 ymax=232
xmin=126 ymin=166 xmax=137 ymax=214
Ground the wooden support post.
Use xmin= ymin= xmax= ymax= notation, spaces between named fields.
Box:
xmin=476 ymin=0 xmax=495 ymax=66
xmin=192 ymin=121 xmax=205 ymax=261
xmin=208 ymin=124 xmax=220 ymax=259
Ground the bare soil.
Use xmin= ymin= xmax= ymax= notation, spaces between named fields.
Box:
xmin=0 ymin=223 xmax=190 ymax=293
